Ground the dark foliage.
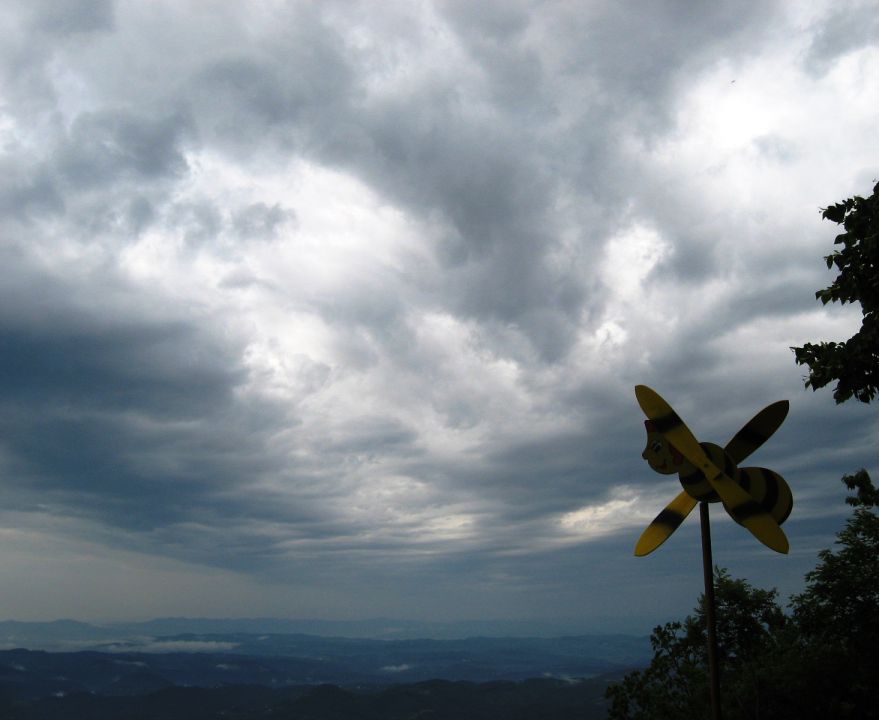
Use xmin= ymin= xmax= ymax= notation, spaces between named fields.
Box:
xmin=0 ymin=677 xmax=613 ymax=720
xmin=841 ymin=467 xmax=879 ymax=508
xmin=786 ymin=473 xmax=879 ymax=718
xmin=604 ymin=571 xmax=784 ymax=720
xmin=792 ymin=181 xmax=879 ymax=403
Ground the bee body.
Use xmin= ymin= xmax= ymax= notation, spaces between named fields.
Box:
xmin=678 ymin=442 xmax=726 ymax=502
xmin=675 ymin=441 xmax=793 ymax=525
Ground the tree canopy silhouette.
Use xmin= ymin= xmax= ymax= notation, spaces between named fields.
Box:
xmin=792 ymin=181 xmax=879 ymax=403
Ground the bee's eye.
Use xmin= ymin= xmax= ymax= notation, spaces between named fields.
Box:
xmin=651 ymin=441 xmax=664 ymax=453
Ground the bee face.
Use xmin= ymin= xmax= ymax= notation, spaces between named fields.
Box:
xmin=641 ymin=430 xmax=679 ymax=475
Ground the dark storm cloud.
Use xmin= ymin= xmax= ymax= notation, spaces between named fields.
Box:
xmin=126 ymin=196 xmax=157 ymax=234
xmin=0 ymin=0 xmax=874 ymax=624
xmin=0 ymin=263 xmax=421 ymax=576
xmin=186 ymin=19 xmax=354 ymax=154
xmin=56 ymin=110 xmax=191 ymax=187
xmin=478 ymin=431 xmax=617 ymax=517
xmin=0 ymin=251 xmax=330 ymax=564
xmin=805 ymin=2 xmax=879 ymax=75
xmin=444 ymin=0 xmax=777 ymax=108
xmin=0 ymin=318 xmax=238 ymax=417
xmin=0 ymin=164 xmax=65 ymax=220
xmin=314 ymin=414 xmax=419 ymax=456
xmin=0 ymin=2 xmax=113 ymax=123
xmin=168 ymin=7 xmax=577 ymax=358
xmin=169 ymin=199 xmax=224 ymax=246
xmin=0 ymin=109 xmax=192 ymax=243
xmin=142 ymin=0 xmax=785 ymax=368
xmin=0 ymin=276 xmax=247 ymax=529
xmin=294 ymin=0 xmax=788 ymax=359
xmin=27 ymin=0 xmax=115 ymax=35
xmin=233 ymin=202 xmax=296 ymax=241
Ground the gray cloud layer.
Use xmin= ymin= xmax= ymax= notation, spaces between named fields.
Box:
xmin=0 ymin=0 xmax=876 ymax=627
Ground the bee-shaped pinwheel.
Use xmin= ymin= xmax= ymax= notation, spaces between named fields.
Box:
xmin=634 ymin=385 xmax=793 ymax=556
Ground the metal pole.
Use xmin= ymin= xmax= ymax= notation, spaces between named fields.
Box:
xmin=700 ymin=501 xmax=722 ymax=720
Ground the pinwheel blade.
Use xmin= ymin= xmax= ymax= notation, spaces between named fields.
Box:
xmin=724 ymin=400 xmax=789 ymax=465
xmin=635 ymin=385 xmax=789 ymax=554
xmin=635 ymin=385 xmax=712 ymax=468
xmin=706 ymin=471 xmax=789 ymax=553
xmin=635 ymin=490 xmax=698 ymax=556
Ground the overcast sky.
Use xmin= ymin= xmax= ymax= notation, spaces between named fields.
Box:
xmin=0 ymin=0 xmax=877 ymax=634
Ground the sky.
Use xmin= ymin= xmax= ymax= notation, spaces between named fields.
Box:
xmin=0 ymin=0 xmax=877 ymax=634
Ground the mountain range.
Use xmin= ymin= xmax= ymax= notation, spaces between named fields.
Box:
xmin=0 ymin=619 xmax=651 ymax=719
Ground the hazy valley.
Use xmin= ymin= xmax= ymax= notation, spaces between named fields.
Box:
xmin=0 ymin=618 xmax=650 ymax=718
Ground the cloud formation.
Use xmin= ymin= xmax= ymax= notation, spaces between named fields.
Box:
xmin=0 ymin=0 xmax=877 ymax=629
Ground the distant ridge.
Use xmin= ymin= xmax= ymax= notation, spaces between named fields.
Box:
xmin=0 ymin=619 xmax=651 ymax=674
xmin=1 ymin=616 xmax=645 ymax=642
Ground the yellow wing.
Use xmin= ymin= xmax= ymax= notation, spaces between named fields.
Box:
xmin=635 ymin=490 xmax=698 ymax=556
xmin=724 ymin=400 xmax=789 ymax=464
xmin=635 ymin=385 xmax=789 ymax=554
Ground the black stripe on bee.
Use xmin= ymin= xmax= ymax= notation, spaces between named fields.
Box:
xmin=655 ymin=508 xmax=686 ymax=529
xmin=738 ymin=467 xmax=793 ymax=525
xmin=731 ymin=425 xmax=768 ymax=448
xmin=729 ymin=499 xmax=765 ymax=524
xmin=760 ymin=468 xmax=779 ymax=510
xmin=652 ymin=412 xmax=683 ymax=434
xmin=680 ymin=468 xmax=703 ymax=486
xmin=777 ymin=493 xmax=793 ymax=524
xmin=724 ymin=453 xmax=736 ymax=479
